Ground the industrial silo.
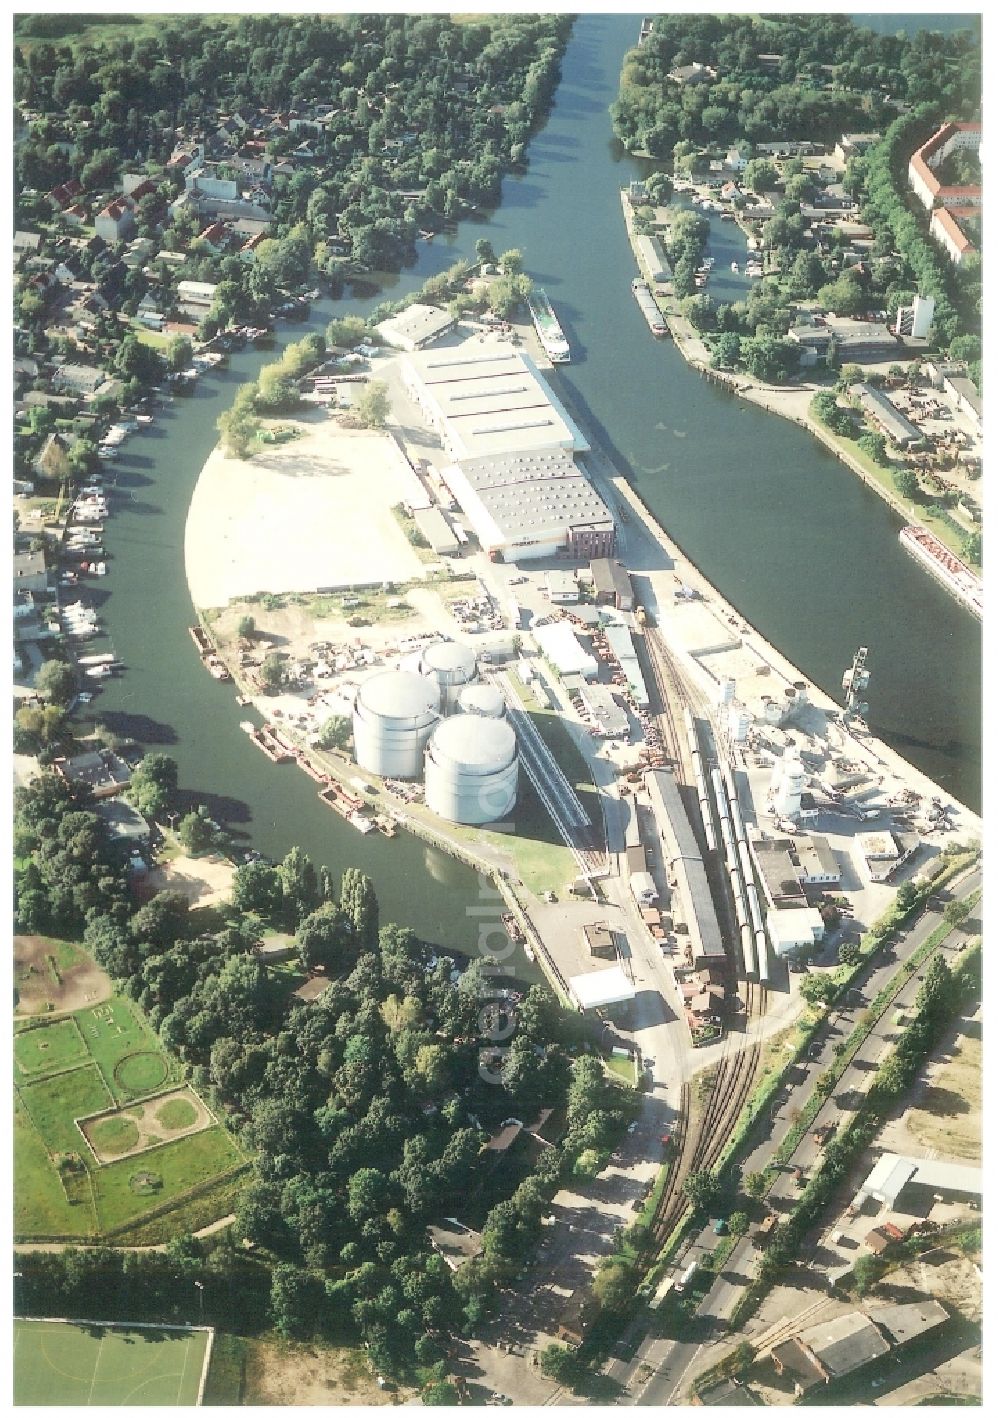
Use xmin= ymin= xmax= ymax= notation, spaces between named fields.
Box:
xmin=457 ymin=683 xmax=506 ymax=719
xmin=424 ymin=714 xmax=518 ymax=824
xmin=353 ymin=670 xmax=440 ymax=779
xmin=420 ymin=640 xmax=478 ymax=714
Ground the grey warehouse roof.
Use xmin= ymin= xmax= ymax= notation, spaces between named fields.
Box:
xmin=445 ymin=449 xmax=613 ymax=548
xmin=850 ymin=382 xmax=923 ymax=445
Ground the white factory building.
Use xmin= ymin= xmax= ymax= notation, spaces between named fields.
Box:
xmin=424 ymin=714 xmax=518 ymax=825
xmin=375 ymin=302 xmax=457 ymax=352
xmin=353 ymin=670 xmax=440 ymax=779
xmin=401 ymin=346 xmax=590 ymax=461
xmin=767 ymin=906 xmax=826 ymax=957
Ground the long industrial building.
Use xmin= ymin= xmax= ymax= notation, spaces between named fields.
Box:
xmin=439 ymin=448 xmax=615 ymax=562
xmin=401 ymin=346 xmax=590 ymax=461
xmin=644 ymin=768 xmax=725 ymax=963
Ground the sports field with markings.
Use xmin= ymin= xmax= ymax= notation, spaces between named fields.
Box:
xmin=13 ymin=1319 xmax=210 ymax=1406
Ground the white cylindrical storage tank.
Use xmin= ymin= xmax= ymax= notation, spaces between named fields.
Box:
xmin=793 ymin=680 xmax=808 ymax=705
xmin=717 ymin=676 xmax=736 ymax=709
xmin=457 ymin=682 xmax=506 ymax=718
xmin=353 ymin=670 xmax=440 ymax=779
xmin=762 ymin=697 xmax=782 ymax=726
xmin=424 ymin=714 xmax=518 ymax=825
xmin=420 ymin=640 xmax=478 ymax=714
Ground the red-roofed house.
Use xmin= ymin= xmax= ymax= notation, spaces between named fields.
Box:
xmin=198 ymin=221 xmax=231 ymax=252
xmin=95 ymin=197 xmax=136 ymax=243
xmin=126 ymin=178 xmax=159 ymax=205
xmin=48 ymin=178 xmax=85 ymax=211
xmin=62 ymin=203 xmax=88 ymax=227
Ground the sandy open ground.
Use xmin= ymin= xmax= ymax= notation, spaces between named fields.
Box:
xmin=147 ymin=852 xmax=235 ymax=908
xmin=185 ymin=411 xmax=425 ymax=608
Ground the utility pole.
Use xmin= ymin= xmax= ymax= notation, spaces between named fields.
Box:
xmin=194 ymin=1280 xmax=204 ymax=1324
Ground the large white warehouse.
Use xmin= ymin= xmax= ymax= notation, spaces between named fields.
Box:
xmin=424 ymin=714 xmax=518 ymax=824
xmin=353 ymin=670 xmax=440 ymax=779
xmin=420 ymin=640 xmax=478 ymax=714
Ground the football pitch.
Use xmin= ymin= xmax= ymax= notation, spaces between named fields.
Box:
xmin=14 ymin=1319 xmax=210 ymax=1406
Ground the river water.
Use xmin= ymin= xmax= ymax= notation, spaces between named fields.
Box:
xmin=91 ymin=13 xmax=980 ymax=951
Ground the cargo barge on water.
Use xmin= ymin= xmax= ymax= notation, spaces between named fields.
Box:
xmin=526 ymin=288 xmax=570 ymax=363
xmin=631 ymin=279 xmax=667 ymax=338
xmin=899 ymin=525 xmax=982 ymax=619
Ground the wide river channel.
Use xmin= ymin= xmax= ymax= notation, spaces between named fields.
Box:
xmin=92 ymin=13 xmax=981 ymax=954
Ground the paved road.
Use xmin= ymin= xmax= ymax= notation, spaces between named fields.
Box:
xmin=624 ymin=868 xmax=980 ymax=1405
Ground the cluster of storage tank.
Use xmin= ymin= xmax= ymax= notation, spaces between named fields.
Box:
xmin=352 ymin=648 xmax=518 ymax=825
xmin=770 ymin=745 xmax=806 ymax=819
xmin=684 ymin=707 xmax=767 ymax=983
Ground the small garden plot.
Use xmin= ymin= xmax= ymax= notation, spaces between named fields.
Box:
xmin=77 ymin=997 xmax=182 ymax=1102
xmin=82 ymin=1087 xmax=214 ymax=1164
xmin=14 ymin=1018 xmax=88 ymax=1078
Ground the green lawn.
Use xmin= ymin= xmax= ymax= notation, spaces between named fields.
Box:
xmin=93 ymin=1127 xmax=246 ymax=1233
xmin=20 ymin=1064 xmax=114 ymax=1155
xmin=14 ymin=12 xmax=242 ymax=49
xmin=13 ymin=1319 xmax=210 ymax=1407
xmin=15 ymin=1096 xmax=96 ymax=1237
xmin=15 ymin=1018 xmax=89 ymax=1077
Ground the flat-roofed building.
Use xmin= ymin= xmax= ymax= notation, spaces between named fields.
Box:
xmin=591 ymin=557 xmax=634 ymax=611
xmin=767 ymin=905 xmax=825 ymax=956
xmin=578 ymin=684 xmax=629 ymax=739
xmin=402 ymin=346 xmax=590 ymax=461
xmin=440 ymin=448 xmax=614 ymax=563
xmin=413 ymin=505 xmax=460 ymax=556
xmin=645 ymin=768 xmax=725 ymax=963
xmin=582 ymin=922 xmax=618 ymax=959
xmin=797 ymin=836 xmax=841 ymax=886
xmin=850 ymin=383 xmax=923 ymax=448
xmin=545 ymin=569 xmax=580 ymax=603
xmin=376 ymin=302 xmax=456 ymax=352
xmin=749 ymin=837 xmax=808 ymax=908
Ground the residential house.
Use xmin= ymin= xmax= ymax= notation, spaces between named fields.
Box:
xmin=53 ymin=748 xmax=133 ymax=799
xmin=197 ymin=221 xmax=232 ymax=253
xmin=667 ymin=62 xmax=716 ymax=85
xmin=48 ymin=178 xmax=85 ymax=211
xmin=62 ymin=204 xmax=88 ymax=227
xmin=51 ymin=362 xmax=106 ymax=397
xmin=14 ymin=230 xmax=42 ymax=258
xmin=835 ymin=132 xmax=880 ymax=163
xmin=95 ymin=197 xmax=136 ymax=243
xmin=13 ymin=550 xmax=50 ymax=595
xmin=177 ymin=279 xmax=218 ymax=308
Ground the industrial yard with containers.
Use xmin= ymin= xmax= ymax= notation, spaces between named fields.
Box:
xmin=189 ymin=315 xmax=980 ymax=1055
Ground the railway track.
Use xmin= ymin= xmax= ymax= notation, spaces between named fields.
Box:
xmin=643 ymin=977 xmax=765 ymax=1258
